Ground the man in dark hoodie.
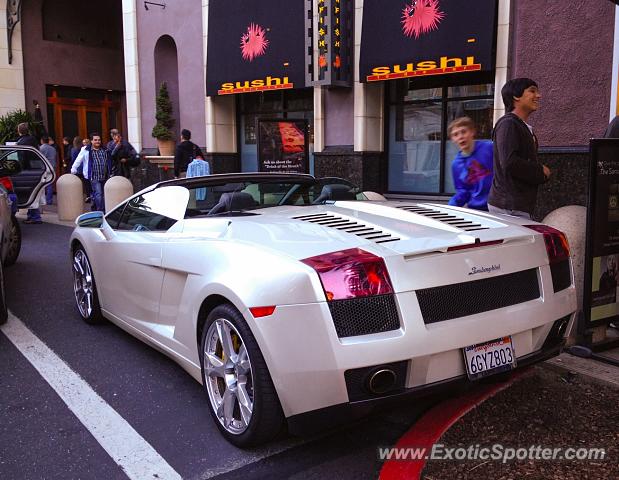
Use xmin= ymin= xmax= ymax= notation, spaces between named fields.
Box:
xmin=174 ymin=129 xmax=204 ymax=178
xmin=488 ymin=78 xmax=551 ymax=220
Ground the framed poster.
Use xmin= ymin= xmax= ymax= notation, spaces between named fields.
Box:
xmin=583 ymin=139 xmax=619 ymax=327
xmin=257 ymin=119 xmax=309 ymax=174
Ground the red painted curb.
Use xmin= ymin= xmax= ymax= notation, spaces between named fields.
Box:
xmin=379 ymin=369 xmax=529 ymax=480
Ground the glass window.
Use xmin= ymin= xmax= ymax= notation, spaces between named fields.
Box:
xmin=388 ymin=81 xmax=494 ymax=195
xmin=116 ymin=187 xmax=188 ymax=231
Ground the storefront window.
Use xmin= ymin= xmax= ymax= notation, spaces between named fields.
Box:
xmin=388 ymin=80 xmax=494 ymax=195
xmin=238 ymin=90 xmax=314 ymax=173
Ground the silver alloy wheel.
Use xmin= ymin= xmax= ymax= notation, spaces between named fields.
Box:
xmin=204 ymin=318 xmax=254 ymax=435
xmin=72 ymin=250 xmax=94 ymax=318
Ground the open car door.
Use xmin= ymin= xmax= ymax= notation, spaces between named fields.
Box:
xmin=0 ymin=145 xmax=56 ymax=208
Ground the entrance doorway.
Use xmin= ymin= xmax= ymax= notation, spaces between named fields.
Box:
xmin=46 ymin=85 xmax=123 ymax=167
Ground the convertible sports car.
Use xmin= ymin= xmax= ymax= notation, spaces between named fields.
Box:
xmin=70 ymin=173 xmax=576 ymax=446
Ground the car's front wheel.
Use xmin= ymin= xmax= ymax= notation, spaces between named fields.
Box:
xmin=200 ymin=304 xmax=284 ymax=447
xmin=4 ymin=215 xmax=21 ymax=266
xmin=72 ymin=247 xmax=103 ymax=324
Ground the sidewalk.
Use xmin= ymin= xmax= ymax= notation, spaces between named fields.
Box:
xmin=16 ymin=202 xmax=86 ymax=228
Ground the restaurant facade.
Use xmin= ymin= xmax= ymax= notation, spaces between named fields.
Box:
xmin=1 ymin=0 xmax=617 ymax=216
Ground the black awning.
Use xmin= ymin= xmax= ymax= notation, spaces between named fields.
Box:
xmin=206 ymin=0 xmax=307 ymax=96
xmin=359 ymin=0 xmax=498 ymax=85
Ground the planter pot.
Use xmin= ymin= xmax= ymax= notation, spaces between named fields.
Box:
xmin=157 ymin=139 xmax=176 ymax=156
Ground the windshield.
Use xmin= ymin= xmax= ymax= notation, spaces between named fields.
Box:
xmin=181 ymin=177 xmax=363 ymax=218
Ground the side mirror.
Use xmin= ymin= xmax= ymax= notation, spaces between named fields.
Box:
xmin=0 ymin=159 xmax=22 ymax=177
xmin=76 ymin=211 xmax=104 ymax=228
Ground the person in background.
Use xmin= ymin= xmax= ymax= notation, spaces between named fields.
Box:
xmin=110 ymin=131 xmax=139 ymax=179
xmin=106 ymin=128 xmax=119 ymax=153
xmin=71 ymin=136 xmax=91 ymax=202
xmin=604 ymin=116 xmax=619 ymax=138
xmin=174 ymin=129 xmax=204 ymax=178
xmin=62 ymin=136 xmax=72 ymax=172
xmin=16 ymin=123 xmax=43 ymax=224
xmin=39 ymin=135 xmax=57 ymax=206
xmin=488 ymin=78 xmax=551 ymax=220
xmin=447 ymin=117 xmax=493 ymax=211
xmin=71 ymin=132 xmax=112 ymax=212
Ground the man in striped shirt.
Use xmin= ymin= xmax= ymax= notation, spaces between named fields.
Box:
xmin=71 ymin=133 xmax=112 ymax=212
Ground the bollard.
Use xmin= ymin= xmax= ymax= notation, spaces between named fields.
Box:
xmin=57 ymin=174 xmax=85 ymax=222
xmin=104 ymin=176 xmax=134 ymax=212
xmin=363 ymin=191 xmax=387 ymax=201
xmin=543 ymin=205 xmax=587 ymax=344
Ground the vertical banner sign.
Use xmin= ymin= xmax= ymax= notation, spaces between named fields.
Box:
xmin=359 ymin=0 xmax=497 ymax=84
xmin=305 ymin=0 xmax=352 ymax=87
xmin=257 ymin=119 xmax=309 ymax=173
xmin=584 ymin=139 xmax=619 ymax=328
xmin=206 ymin=0 xmax=307 ymax=96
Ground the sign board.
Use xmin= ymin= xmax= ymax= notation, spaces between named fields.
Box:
xmin=584 ymin=139 xmax=619 ymax=327
xmin=257 ymin=119 xmax=309 ymax=174
xmin=305 ymin=0 xmax=353 ymax=87
xmin=206 ymin=0 xmax=307 ymax=96
xmin=359 ymin=0 xmax=497 ymax=85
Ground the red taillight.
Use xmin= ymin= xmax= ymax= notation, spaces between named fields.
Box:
xmin=249 ymin=306 xmax=276 ymax=318
xmin=302 ymin=248 xmax=394 ymax=301
xmin=524 ymin=225 xmax=570 ymax=264
xmin=447 ymin=239 xmax=503 ymax=252
xmin=0 ymin=176 xmax=13 ymax=192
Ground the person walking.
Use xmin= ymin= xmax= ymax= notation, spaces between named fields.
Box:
xmin=16 ymin=123 xmax=43 ymax=224
xmin=447 ymin=117 xmax=493 ymax=211
xmin=174 ymin=129 xmax=204 ymax=178
xmin=110 ymin=131 xmax=139 ymax=178
xmin=71 ymin=132 xmax=112 ymax=212
xmin=487 ymin=78 xmax=551 ymax=220
xmin=39 ymin=135 xmax=57 ymax=206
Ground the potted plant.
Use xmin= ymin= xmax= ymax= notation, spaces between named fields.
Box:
xmin=151 ymin=82 xmax=176 ymax=156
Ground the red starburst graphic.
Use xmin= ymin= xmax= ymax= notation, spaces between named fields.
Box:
xmin=240 ymin=23 xmax=269 ymax=61
xmin=401 ymin=0 xmax=445 ymax=38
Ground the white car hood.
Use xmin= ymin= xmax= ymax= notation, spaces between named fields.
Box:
xmin=177 ymin=200 xmax=538 ymax=260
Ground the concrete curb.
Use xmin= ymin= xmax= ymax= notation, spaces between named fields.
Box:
xmin=378 ymin=369 xmax=530 ymax=480
xmin=541 ymin=353 xmax=619 ymax=391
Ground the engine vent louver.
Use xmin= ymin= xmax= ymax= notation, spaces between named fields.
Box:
xmin=396 ymin=205 xmax=490 ymax=232
xmin=292 ymin=213 xmax=400 ymax=244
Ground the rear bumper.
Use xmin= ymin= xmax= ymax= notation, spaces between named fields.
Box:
xmin=287 ymin=340 xmax=564 ymax=436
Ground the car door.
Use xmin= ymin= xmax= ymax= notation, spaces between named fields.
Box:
xmin=0 ymin=145 xmax=55 ymax=208
xmin=95 ymin=186 xmax=189 ymax=341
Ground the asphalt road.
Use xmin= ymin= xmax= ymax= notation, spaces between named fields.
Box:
xmin=1 ymin=221 xmax=432 ymax=480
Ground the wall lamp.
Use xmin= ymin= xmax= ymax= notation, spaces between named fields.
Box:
xmin=144 ymin=1 xmax=166 ymax=10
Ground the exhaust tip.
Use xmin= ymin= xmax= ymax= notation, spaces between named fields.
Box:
xmin=367 ymin=368 xmax=397 ymax=395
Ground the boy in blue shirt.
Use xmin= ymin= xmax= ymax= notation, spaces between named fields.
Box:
xmin=448 ymin=117 xmax=493 ymax=210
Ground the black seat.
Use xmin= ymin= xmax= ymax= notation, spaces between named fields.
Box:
xmin=208 ymin=191 xmax=257 ymax=215
xmin=312 ymin=184 xmax=356 ymax=204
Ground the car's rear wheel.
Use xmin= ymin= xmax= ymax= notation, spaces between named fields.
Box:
xmin=72 ymin=247 xmax=103 ymax=324
xmin=200 ymin=304 xmax=284 ymax=447
xmin=4 ymin=215 xmax=21 ymax=266
xmin=0 ymin=261 xmax=8 ymax=324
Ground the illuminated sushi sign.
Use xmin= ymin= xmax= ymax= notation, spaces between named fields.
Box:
xmin=359 ymin=0 xmax=498 ymax=85
xmin=206 ymin=0 xmax=307 ymax=96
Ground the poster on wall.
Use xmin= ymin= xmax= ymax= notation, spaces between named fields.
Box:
xmin=206 ymin=0 xmax=307 ymax=96
xmin=584 ymin=139 xmax=619 ymax=327
xmin=359 ymin=0 xmax=498 ymax=84
xmin=257 ymin=119 xmax=308 ymax=174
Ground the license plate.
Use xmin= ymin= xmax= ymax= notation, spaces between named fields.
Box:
xmin=463 ymin=336 xmax=516 ymax=380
